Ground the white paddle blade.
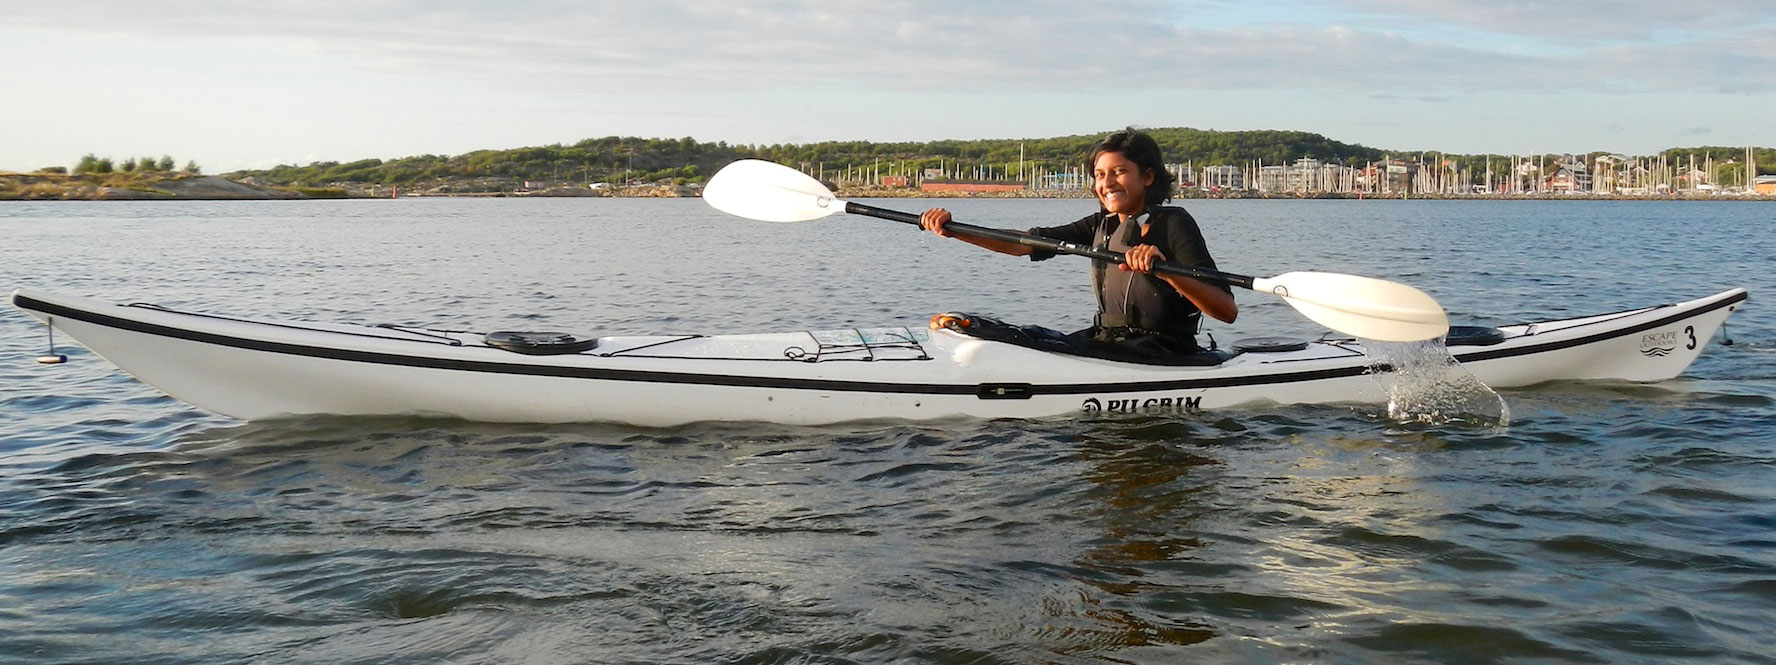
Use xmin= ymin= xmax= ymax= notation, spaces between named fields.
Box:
xmin=1251 ymin=271 xmax=1449 ymax=342
xmin=703 ymin=159 xmax=847 ymax=223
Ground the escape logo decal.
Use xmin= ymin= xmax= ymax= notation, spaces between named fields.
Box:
xmin=1639 ymin=326 xmax=1696 ymax=358
xmin=1081 ymin=395 xmax=1203 ymax=414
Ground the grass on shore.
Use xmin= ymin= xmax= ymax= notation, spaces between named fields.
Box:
xmin=0 ymin=171 xmax=192 ymax=199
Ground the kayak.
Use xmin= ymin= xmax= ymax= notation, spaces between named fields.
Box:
xmin=10 ymin=287 xmax=1747 ymax=427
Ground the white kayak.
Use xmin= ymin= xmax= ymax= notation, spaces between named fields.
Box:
xmin=11 ymin=287 xmax=1747 ymax=427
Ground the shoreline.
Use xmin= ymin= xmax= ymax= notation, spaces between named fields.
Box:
xmin=4 ymin=173 xmax=1770 ymax=202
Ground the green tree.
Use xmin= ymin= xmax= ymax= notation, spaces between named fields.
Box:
xmin=74 ymin=154 xmax=99 ymax=174
xmin=158 ymin=155 xmax=175 ymax=171
xmin=183 ymin=161 xmax=201 ymax=175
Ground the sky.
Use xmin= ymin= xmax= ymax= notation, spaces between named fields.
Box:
xmin=4 ymin=1 xmax=1773 ymax=173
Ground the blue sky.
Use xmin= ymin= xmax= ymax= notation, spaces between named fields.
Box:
xmin=4 ymin=1 xmax=1772 ymax=173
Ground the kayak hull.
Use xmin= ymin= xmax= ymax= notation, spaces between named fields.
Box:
xmin=11 ymin=288 xmax=1747 ymax=426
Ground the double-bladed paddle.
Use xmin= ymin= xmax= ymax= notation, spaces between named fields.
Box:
xmin=702 ymin=159 xmax=1449 ymax=342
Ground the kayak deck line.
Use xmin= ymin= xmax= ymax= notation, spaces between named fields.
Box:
xmin=121 ymin=299 xmax=941 ymax=365
xmin=13 ymin=292 xmax=977 ymax=395
xmin=9 ymin=287 xmax=1748 ymax=425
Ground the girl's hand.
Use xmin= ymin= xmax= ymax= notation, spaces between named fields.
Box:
xmin=1121 ymin=244 xmax=1165 ymax=273
xmin=920 ymin=208 xmax=955 ymax=238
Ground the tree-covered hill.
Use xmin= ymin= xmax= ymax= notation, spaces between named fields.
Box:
xmin=225 ymin=128 xmax=1388 ymax=191
xmin=223 ymin=128 xmax=1773 ymax=194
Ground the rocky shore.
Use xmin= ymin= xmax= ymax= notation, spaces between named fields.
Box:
xmin=0 ymin=173 xmax=307 ymax=200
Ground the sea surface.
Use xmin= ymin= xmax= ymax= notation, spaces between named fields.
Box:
xmin=1 ymin=197 xmax=1772 ymax=664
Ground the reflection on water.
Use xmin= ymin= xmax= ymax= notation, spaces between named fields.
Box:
xmin=1 ymin=198 xmax=1771 ymax=663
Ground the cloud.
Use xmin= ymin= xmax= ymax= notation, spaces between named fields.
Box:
xmin=1369 ymin=93 xmax=1454 ymax=104
xmin=1326 ymin=0 xmax=1773 ymax=42
xmin=6 ymin=1 xmax=1775 ymax=97
xmin=1682 ymin=126 xmax=1712 ymax=136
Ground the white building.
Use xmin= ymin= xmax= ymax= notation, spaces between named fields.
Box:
xmin=1200 ymin=165 xmax=1243 ymax=190
xmin=1255 ymin=165 xmax=1288 ymax=192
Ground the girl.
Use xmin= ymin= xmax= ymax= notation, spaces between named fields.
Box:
xmin=920 ymin=129 xmax=1236 ymax=360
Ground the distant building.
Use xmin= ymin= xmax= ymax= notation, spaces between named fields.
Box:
xmin=1755 ymin=175 xmax=1776 ymax=195
xmin=1200 ymin=165 xmax=1243 ymax=190
xmin=1036 ymin=172 xmax=1089 ymax=191
xmin=1292 ymin=159 xmax=1356 ymax=193
xmin=1548 ymin=160 xmax=1591 ymax=194
xmin=1287 ymin=159 xmax=1322 ymax=192
xmin=1386 ymin=160 xmax=1416 ymax=193
xmin=881 ymin=175 xmax=908 ymax=188
xmin=1354 ymin=164 xmax=1381 ymax=191
xmin=1255 ymin=165 xmax=1287 ymax=192
xmin=1676 ymin=168 xmax=1710 ymax=190
xmin=918 ymin=178 xmax=1025 ymax=194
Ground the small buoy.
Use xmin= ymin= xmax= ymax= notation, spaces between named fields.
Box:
xmin=36 ymin=354 xmax=68 ymax=364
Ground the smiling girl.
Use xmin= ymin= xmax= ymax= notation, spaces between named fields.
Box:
xmin=920 ymin=129 xmax=1237 ymax=360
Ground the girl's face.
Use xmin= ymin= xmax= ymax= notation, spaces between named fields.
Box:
xmin=1093 ymin=150 xmax=1153 ymax=217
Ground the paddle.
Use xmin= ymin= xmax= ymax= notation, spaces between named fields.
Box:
xmin=703 ymin=159 xmax=1449 ymax=342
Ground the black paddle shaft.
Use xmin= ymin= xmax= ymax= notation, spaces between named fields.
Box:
xmin=844 ymin=202 xmax=1257 ymax=290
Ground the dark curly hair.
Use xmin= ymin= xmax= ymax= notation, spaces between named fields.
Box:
xmin=1089 ymin=128 xmax=1173 ymax=207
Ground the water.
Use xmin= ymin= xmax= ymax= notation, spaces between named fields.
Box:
xmin=1 ymin=198 xmax=1772 ymax=663
xmin=1366 ymin=339 xmax=1512 ymax=427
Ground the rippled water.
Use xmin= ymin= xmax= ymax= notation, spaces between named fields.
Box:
xmin=2 ymin=198 xmax=1773 ymax=663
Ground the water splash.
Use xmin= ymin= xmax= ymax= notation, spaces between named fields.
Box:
xmin=1364 ymin=338 xmax=1511 ymax=428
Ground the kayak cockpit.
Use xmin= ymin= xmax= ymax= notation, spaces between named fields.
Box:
xmin=931 ymin=311 xmax=1240 ymax=367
